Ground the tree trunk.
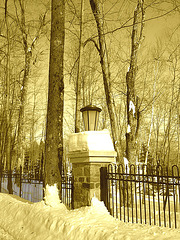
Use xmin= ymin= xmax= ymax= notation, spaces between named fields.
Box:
xmin=16 ymin=0 xmax=31 ymax=168
xmin=89 ymin=0 xmax=121 ymax=162
xmin=145 ymin=60 xmax=158 ymax=165
xmin=75 ymin=0 xmax=84 ymax=133
xmin=15 ymin=0 xmax=47 ymax=169
xmin=45 ymin=0 xmax=65 ymax=197
xmin=126 ymin=0 xmax=145 ymax=165
xmin=5 ymin=0 xmax=13 ymax=194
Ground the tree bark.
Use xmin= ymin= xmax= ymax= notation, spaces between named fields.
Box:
xmin=45 ymin=0 xmax=65 ymax=196
xmin=15 ymin=0 xmax=32 ymax=168
xmin=126 ymin=0 xmax=145 ymax=165
xmin=5 ymin=0 xmax=13 ymax=194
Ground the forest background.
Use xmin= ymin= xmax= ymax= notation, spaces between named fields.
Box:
xmin=0 ymin=0 xmax=179 ymax=183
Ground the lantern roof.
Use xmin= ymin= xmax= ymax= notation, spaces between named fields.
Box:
xmin=80 ymin=104 xmax=102 ymax=113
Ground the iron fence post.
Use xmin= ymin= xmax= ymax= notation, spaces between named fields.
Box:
xmin=100 ymin=167 xmax=108 ymax=209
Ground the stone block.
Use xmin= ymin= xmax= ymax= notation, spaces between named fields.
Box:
xmin=95 ymin=183 xmax=100 ymax=188
xmin=82 ymin=183 xmax=90 ymax=189
xmin=73 ymin=166 xmax=83 ymax=176
xmin=90 ymin=176 xmax=99 ymax=182
xmin=86 ymin=177 xmax=90 ymax=183
xmin=84 ymin=166 xmax=90 ymax=176
xmin=79 ymin=177 xmax=84 ymax=182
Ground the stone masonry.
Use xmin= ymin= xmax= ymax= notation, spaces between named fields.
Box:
xmin=68 ymin=130 xmax=117 ymax=208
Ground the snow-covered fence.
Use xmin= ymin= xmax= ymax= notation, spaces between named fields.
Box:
xmin=101 ymin=164 xmax=180 ymax=229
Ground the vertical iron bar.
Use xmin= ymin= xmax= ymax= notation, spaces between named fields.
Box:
xmin=65 ymin=176 xmax=67 ymax=206
xmin=147 ymin=167 xmax=151 ymax=225
xmin=115 ymin=165 xmax=118 ymax=218
xmin=172 ymin=166 xmax=177 ymax=228
xmin=122 ymin=166 xmax=126 ymax=222
xmin=111 ymin=165 xmax=114 ymax=217
xmin=166 ymin=167 xmax=171 ymax=228
xmin=143 ymin=165 xmax=147 ymax=224
xmin=138 ymin=165 xmax=142 ymax=224
xmin=152 ymin=170 xmax=156 ymax=226
xmin=135 ymin=166 xmax=138 ymax=223
xmin=126 ymin=165 xmax=129 ymax=222
xmin=118 ymin=165 xmax=122 ymax=221
xmin=157 ymin=165 xmax=161 ymax=227
xmin=162 ymin=168 xmax=166 ymax=227
xmin=72 ymin=176 xmax=74 ymax=209
xmin=68 ymin=176 xmax=70 ymax=208
xmin=176 ymin=166 xmax=180 ymax=228
xmin=19 ymin=166 xmax=22 ymax=197
xmin=107 ymin=165 xmax=111 ymax=214
xmin=130 ymin=165 xmax=134 ymax=223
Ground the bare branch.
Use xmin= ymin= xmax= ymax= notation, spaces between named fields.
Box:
xmin=86 ymin=5 xmax=179 ymax=41
xmin=83 ymin=38 xmax=100 ymax=53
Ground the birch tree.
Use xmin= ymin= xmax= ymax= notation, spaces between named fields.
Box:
xmin=45 ymin=0 xmax=65 ymax=194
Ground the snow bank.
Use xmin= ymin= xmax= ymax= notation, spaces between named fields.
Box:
xmin=0 ymin=193 xmax=180 ymax=240
xmin=44 ymin=184 xmax=66 ymax=210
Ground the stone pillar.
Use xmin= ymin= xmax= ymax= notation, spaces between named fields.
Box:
xmin=68 ymin=130 xmax=117 ymax=209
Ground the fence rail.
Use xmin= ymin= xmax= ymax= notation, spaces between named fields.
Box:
xmin=101 ymin=164 xmax=180 ymax=229
xmin=0 ymin=167 xmax=74 ymax=208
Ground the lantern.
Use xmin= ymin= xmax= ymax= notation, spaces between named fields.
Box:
xmin=80 ymin=104 xmax=102 ymax=131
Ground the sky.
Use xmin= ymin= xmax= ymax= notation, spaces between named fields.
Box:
xmin=0 ymin=186 xmax=180 ymax=240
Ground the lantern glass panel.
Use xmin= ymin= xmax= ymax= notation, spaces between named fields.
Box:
xmin=82 ymin=111 xmax=89 ymax=131
xmin=88 ymin=110 xmax=96 ymax=131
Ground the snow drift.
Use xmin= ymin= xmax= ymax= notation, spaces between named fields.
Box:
xmin=0 ymin=192 xmax=180 ymax=240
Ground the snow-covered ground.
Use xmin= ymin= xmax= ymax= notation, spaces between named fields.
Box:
xmin=0 ymin=185 xmax=180 ymax=240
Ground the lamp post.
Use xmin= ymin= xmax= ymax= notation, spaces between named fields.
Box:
xmin=80 ymin=104 xmax=102 ymax=131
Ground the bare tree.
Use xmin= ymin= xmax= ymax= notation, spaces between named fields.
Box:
xmin=75 ymin=0 xmax=84 ymax=133
xmin=125 ymin=0 xmax=145 ymax=165
xmin=4 ymin=0 xmax=13 ymax=193
xmin=45 ymin=0 xmax=65 ymax=195
xmin=14 ymin=0 xmax=47 ymax=168
xmin=89 ymin=0 xmax=122 ymax=162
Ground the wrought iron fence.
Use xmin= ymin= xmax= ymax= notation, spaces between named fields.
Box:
xmin=61 ymin=175 xmax=74 ymax=209
xmin=0 ymin=167 xmax=74 ymax=208
xmin=0 ymin=167 xmax=44 ymax=202
xmin=101 ymin=164 xmax=180 ymax=228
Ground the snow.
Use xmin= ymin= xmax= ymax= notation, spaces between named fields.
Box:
xmin=123 ymin=157 xmax=129 ymax=173
xmin=129 ymin=100 xmax=135 ymax=117
xmin=0 ymin=191 xmax=180 ymax=240
xmin=44 ymin=184 xmax=63 ymax=208
xmin=68 ymin=129 xmax=115 ymax=152
xmin=127 ymin=124 xmax=131 ymax=133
